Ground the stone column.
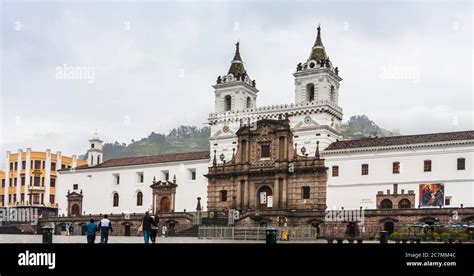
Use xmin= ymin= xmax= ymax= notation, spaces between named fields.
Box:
xmin=152 ymin=193 xmax=156 ymax=214
xmin=282 ymin=178 xmax=287 ymax=208
xmin=274 ymin=178 xmax=279 ymax=209
xmin=244 ymin=180 xmax=249 ymax=209
xmin=249 ymin=181 xmax=255 ymax=209
xmin=237 ymin=179 xmax=241 ymax=209
xmin=172 ymin=193 xmax=176 ymax=212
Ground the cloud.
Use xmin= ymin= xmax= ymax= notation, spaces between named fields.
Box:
xmin=0 ymin=1 xmax=472 ymax=168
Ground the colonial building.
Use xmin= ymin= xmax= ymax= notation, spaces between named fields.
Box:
xmin=0 ymin=149 xmax=85 ymax=208
xmin=324 ymin=131 xmax=474 ymax=210
xmin=53 ymin=25 xmax=473 ymax=226
xmin=206 ymin=119 xmax=327 ymax=212
xmin=56 ymin=133 xmax=209 ymax=216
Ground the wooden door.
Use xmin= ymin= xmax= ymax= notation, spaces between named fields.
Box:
xmin=160 ymin=197 xmax=171 ymax=212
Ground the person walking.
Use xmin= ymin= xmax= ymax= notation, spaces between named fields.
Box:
xmin=142 ymin=211 xmax=157 ymax=244
xmin=150 ymin=216 xmax=160 ymax=244
xmin=161 ymin=224 xmax=168 ymax=238
xmin=85 ymin=219 xmax=98 ymax=244
xmin=98 ymin=215 xmax=113 ymax=244
xmin=65 ymin=223 xmax=70 ymax=236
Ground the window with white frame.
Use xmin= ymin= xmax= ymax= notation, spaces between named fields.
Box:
xmin=445 ymin=196 xmax=452 ymax=206
xmin=113 ymin=174 xmax=120 ymax=185
xmin=161 ymin=170 xmax=169 ymax=181
xmin=188 ymin=168 xmax=196 ymax=181
xmin=136 ymin=172 xmax=144 ymax=184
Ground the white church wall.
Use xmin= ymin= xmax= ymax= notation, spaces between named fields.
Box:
xmin=325 ymin=143 xmax=474 ymax=209
xmin=57 ymin=159 xmax=209 ymax=216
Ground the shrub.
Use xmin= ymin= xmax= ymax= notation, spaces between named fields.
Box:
xmin=459 ymin=233 xmax=469 ymax=241
xmin=390 ymin=232 xmax=400 ymax=240
xmin=440 ymin=232 xmax=450 ymax=241
xmin=432 ymin=232 xmax=440 ymax=240
xmin=451 ymin=231 xmax=460 ymax=240
xmin=400 ymin=233 xmax=409 ymax=240
xmin=418 ymin=232 xmax=426 ymax=239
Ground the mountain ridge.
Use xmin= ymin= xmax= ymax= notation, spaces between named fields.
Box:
xmin=81 ymin=115 xmax=399 ymax=161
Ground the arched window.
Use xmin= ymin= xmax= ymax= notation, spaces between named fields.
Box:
xmin=306 ymin=83 xmax=315 ymax=102
xmin=246 ymin=97 xmax=251 ymax=108
xmin=136 ymin=192 xmax=143 ymax=206
xmin=380 ymin=199 xmax=393 ymax=209
xmin=90 ymin=155 xmax=94 ymax=165
xmin=224 ymin=95 xmax=232 ymax=111
xmin=398 ymin=199 xmax=411 ymax=209
xmin=330 ymin=85 xmax=336 ymax=102
xmin=424 ymin=160 xmax=432 ymax=172
xmin=113 ymin=193 xmax=119 ymax=207
xmin=97 ymin=156 xmax=100 ymax=164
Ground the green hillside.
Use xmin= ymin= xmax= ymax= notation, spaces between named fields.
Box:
xmin=80 ymin=116 xmax=399 ymax=161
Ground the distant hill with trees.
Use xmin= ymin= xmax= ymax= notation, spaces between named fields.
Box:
xmin=80 ymin=116 xmax=400 ymax=160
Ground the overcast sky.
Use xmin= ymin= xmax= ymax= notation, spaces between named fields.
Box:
xmin=0 ymin=0 xmax=472 ymax=167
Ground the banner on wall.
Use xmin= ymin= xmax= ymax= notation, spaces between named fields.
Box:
xmin=267 ymin=196 xmax=273 ymax=208
xmin=419 ymin=183 xmax=444 ymax=207
xmin=260 ymin=192 xmax=267 ymax=204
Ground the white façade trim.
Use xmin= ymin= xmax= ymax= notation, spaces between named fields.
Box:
xmin=328 ymin=178 xmax=474 ymax=188
xmin=323 ymin=140 xmax=474 ymax=155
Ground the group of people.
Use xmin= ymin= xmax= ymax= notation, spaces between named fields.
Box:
xmin=140 ymin=211 xmax=163 ymax=244
xmin=82 ymin=212 xmax=168 ymax=244
xmin=85 ymin=214 xmax=114 ymax=244
xmin=64 ymin=223 xmax=74 ymax=236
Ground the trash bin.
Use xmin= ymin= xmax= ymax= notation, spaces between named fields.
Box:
xmin=380 ymin=231 xmax=388 ymax=244
xmin=42 ymin=226 xmax=53 ymax=244
xmin=265 ymin=229 xmax=277 ymax=244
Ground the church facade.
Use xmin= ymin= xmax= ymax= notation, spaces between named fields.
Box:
xmin=55 ymin=26 xmax=473 ymax=224
xmin=206 ymin=119 xmax=327 ymax=213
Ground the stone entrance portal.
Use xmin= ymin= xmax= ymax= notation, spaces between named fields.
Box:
xmin=66 ymin=190 xmax=83 ymax=217
xmin=150 ymin=176 xmax=177 ymax=213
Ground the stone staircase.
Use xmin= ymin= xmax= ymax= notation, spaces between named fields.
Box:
xmin=0 ymin=225 xmax=26 ymax=234
xmin=202 ymin=217 xmax=228 ymax=226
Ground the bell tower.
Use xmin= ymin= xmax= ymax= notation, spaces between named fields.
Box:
xmin=294 ymin=25 xmax=342 ymax=106
xmin=291 ymin=25 xmax=344 ymax=151
xmin=213 ymin=42 xmax=259 ymax=113
xmin=87 ymin=131 xmax=103 ymax=166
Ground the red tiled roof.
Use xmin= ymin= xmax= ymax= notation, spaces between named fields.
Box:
xmin=325 ymin=130 xmax=474 ymax=150
xmin=61 ymin=151 xmax=210 ymax=171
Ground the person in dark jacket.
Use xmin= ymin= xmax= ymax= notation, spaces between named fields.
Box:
xmin=142 ymin=211 xmax=157 ymax=244
xmin=98 ymin=214 xmax=113 ymax=244
xmin=85 ymin=219 xmax=98 ymax=244
xmin=150 ymin=216 xmax=160 ymax=244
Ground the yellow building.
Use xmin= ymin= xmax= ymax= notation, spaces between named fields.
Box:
xmin=0 ymin=149 xmax=86 ymax=208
